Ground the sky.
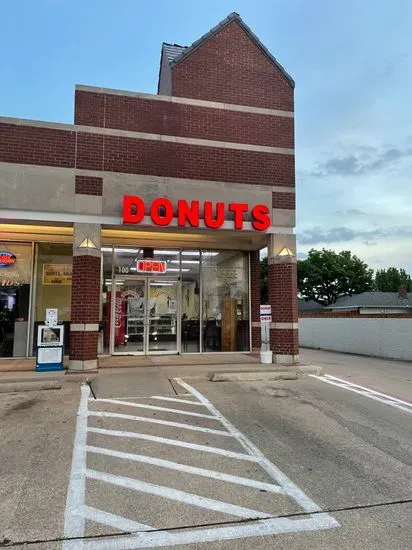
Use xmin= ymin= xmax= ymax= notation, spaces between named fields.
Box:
xmin=1 ymin=0 xmax=412 ymax=274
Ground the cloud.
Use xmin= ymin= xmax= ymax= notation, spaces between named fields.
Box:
xmin=306 ymin=142 xmax=412 ymax=177
xmin=298 ymin=225 xmax=412 ymax=245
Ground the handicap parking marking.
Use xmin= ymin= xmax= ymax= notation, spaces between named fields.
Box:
xmin=63 ymin=381 xmax=339 ymax=549
xmin=309 ymin=374 xmax=412 ymax=415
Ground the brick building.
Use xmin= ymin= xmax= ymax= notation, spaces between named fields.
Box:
xmin=0 ymin=13 xmax=298 ymax=369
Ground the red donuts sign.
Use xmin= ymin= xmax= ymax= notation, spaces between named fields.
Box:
xmin=122 ymin=196 xmax=271 ymax=231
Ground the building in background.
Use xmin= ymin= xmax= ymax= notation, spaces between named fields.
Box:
xmin=0 ymin=12 xmax=297 ymax=369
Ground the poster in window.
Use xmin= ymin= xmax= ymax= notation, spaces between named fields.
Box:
xmin=42 ymin=264 xmax=72 ymax=285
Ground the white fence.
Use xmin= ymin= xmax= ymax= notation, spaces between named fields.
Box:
xmin=299 ymin=317 xmax=412 ymax=361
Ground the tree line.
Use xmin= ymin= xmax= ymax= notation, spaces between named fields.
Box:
xmin=260 ymin=248 xmax=412 ymax=305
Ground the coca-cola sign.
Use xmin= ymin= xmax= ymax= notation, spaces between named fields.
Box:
xmin=0 ymin=251 xmax=16 ymax=268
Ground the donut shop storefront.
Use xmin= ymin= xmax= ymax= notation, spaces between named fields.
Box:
xmin=0 ymin=193 xmax=272 ymax=363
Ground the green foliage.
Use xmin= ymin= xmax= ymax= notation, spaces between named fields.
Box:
xmin=260 ymin=256 xmax=268 ymax=304
xmin=297 ymin=248 xmax=374 ymax=305
xmin=374 ymin=267 xmax=412 ymax=292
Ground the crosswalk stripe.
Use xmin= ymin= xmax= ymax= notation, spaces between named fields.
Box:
xmin=88 ymin=411 xmax=232 ymax=436
xmin=79 ymin=505 xmax=154 ymax=533
xmin=92 ymin=398 xmax=216 ymax=419
xmin=87 ymin=427 xmax=258 ymax=461
xmin=87 ymin=445 xmax=285 ymax=494
xmin=86 ymin=469 xmax=271 ymax=520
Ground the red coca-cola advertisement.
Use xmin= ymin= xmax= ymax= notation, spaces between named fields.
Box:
xmin=105 ymin=291 xmax=126 ymax=347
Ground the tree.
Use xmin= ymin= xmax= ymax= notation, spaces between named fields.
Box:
xmin=260 ymin=256 xmax=268 ymax=304
xmin=298 ymin=248 xmax=374 ymax=305
xmin=374 ymin=267 xmax=412 ymax=292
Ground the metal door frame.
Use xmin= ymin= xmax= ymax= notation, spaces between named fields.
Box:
xmin=110 ymin=275 xmax=180 ymax=356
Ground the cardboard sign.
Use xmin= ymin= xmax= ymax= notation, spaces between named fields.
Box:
xmin=42 ymin=264 xmax=72 ymax=285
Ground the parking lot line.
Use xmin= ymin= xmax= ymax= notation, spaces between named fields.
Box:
xmin=149 ymin=396 xmax=206 ymax=406
xmin=309 ymin=374 xmax=412 ymax=415
xmin=86 ymin=469 xmax=272 ymax=520
xmin=93 ymin=399 xmax=216 ymax=419
xmin=79 ymin=505 xmax=154 ymax=533
xmin=88 ymin=411 xmax=232 ymax=436
xmin=86 ymin=445 xmax=285 ymax=494
xmin=87 ymin=426 xmax=259 ymax=461
xmin=64 ymin=381 xmax=338 ymax=549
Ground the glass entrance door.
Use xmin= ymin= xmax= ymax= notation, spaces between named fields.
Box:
xmin=111 ymin=277 xmax=178 ymax=355
xmin=148 ymin=279 xmax=178 ymax=353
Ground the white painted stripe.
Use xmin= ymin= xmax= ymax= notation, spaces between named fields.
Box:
xmin=63 ymin=514 xmax=338 ymax=549
xmin=87 ymin=445 xmax=285 ymax=494
xmin=74 ymin=85 xmax=295 ymax=118
xmin=93 ymin=398 xmax=216 ymax=419
xmin=149 ymin=396 xmax=205 ymax=406
xmin=310 ymin=375 xmax=412 ymax=415
xmin=75 ymin=124 xmax=295 ymax=155
xmin=86 ymin=469 xmax=270 ymax=520
xmin=88 ymin=411 xmax=232 ymax=436
xmin=79 ymin=505 xmax=153 ymax=533
xmin=0 ymin=207 xmax=291 ymax=235
xmin=175 ymin=379 xmax=325 ymax=514
xmin=87 ymin=427 xmax=257 ymax=461
xmin=63 ymin=384 xmax=90 ymax=541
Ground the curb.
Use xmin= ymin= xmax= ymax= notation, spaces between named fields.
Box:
xmin=211 ymin=371 xmax=299 ymax=382
xmin=210 ymin=365 xmax=324 ymax=382
xmin=0 ymin=381 xmax=62 ymax=393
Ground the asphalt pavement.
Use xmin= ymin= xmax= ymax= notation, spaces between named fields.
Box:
xmin=0 ymin=350 xmax=411 ymax=549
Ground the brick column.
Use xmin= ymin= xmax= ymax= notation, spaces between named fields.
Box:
xmin=268 ymin=234 xmax=299 ymax=364
xmin=69 ymin=222 xmax=101 ymax=371
xmin=250 ymin=250 xmax=262 ymax=351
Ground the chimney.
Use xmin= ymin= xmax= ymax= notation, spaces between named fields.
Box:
xmin=398 ymin=287 xmax=408 ymax=299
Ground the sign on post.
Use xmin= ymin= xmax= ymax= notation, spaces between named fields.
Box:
xmin=46 ymin=308 xmax=58 ymax=327
xmin=260 ymin=304 xmax=272 ymax=324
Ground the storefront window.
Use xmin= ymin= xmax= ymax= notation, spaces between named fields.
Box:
xmin=0 ymin=243 xmax=32 ymax=357
xmin=201 ymin=251 xmax=250 ymax=352
xmin=181 ymin=250 xmax=200 ymax=352
xmin=33 ymin=243 xmax=72 ymax=355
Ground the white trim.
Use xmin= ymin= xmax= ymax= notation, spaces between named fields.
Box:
xmin=0 ymin=116 xmax=293 ymax=155
xmin=270 ymin=322 xmax=298 ymax=329
xmin=74 ymin=124 xmax=294 ymax=155
xmin=272 ymin=187 xmax=296 ymax=194
xmin=87 ymin=427 xmax=257 ymax=461
xmin=70 ymin=323 xmax=99 ymax=332
xmin=75 ymin=85 xmax=294 ymax=118
xmin=0 ymin=208 xmax=293 ymax=235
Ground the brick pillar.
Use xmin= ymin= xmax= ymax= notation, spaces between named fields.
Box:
xmin=268 ymin=234 xmax=299 ymax=364
xmin=69 ymin=222 xmax=101 ymax=371
xmin=250 ymin=250 xmax=262 ymax=351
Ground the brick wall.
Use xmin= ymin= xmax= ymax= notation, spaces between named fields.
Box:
xmin=0 ymin=123 xmax=75 ymax=167
xmin=272 ymin=191 xmax=295 ymax=209
xmin=75 ymin=175 xmax=103 ymax=196
xmin=171 ymin=20 xmax=294 ymax=111
xmin=75 ymin=90 xmax=294 ymax=149
xmin=268 ymin=263 xmax=298 ymax=323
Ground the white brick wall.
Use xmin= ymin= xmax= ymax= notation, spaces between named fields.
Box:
xmin=299 ymin=317 xmax=412 ymax=360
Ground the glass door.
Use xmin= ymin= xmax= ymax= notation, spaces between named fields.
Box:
xmin=112 ymin=278 xmax=146 ymax=354
xmin=111 ymin=277 xmax=179 ymax=355
xmin=147 ymin=278 xmax=178 ymax=354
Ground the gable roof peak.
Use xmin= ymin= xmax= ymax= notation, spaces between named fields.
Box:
xmin=168 ymin=12 xmax=294 ymax=88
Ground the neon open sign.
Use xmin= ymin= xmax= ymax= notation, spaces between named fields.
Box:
xmin=0 ymin=252 xmax=16 ymax=268
xmin=136 ymin=260 xmax=167 ymax=273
